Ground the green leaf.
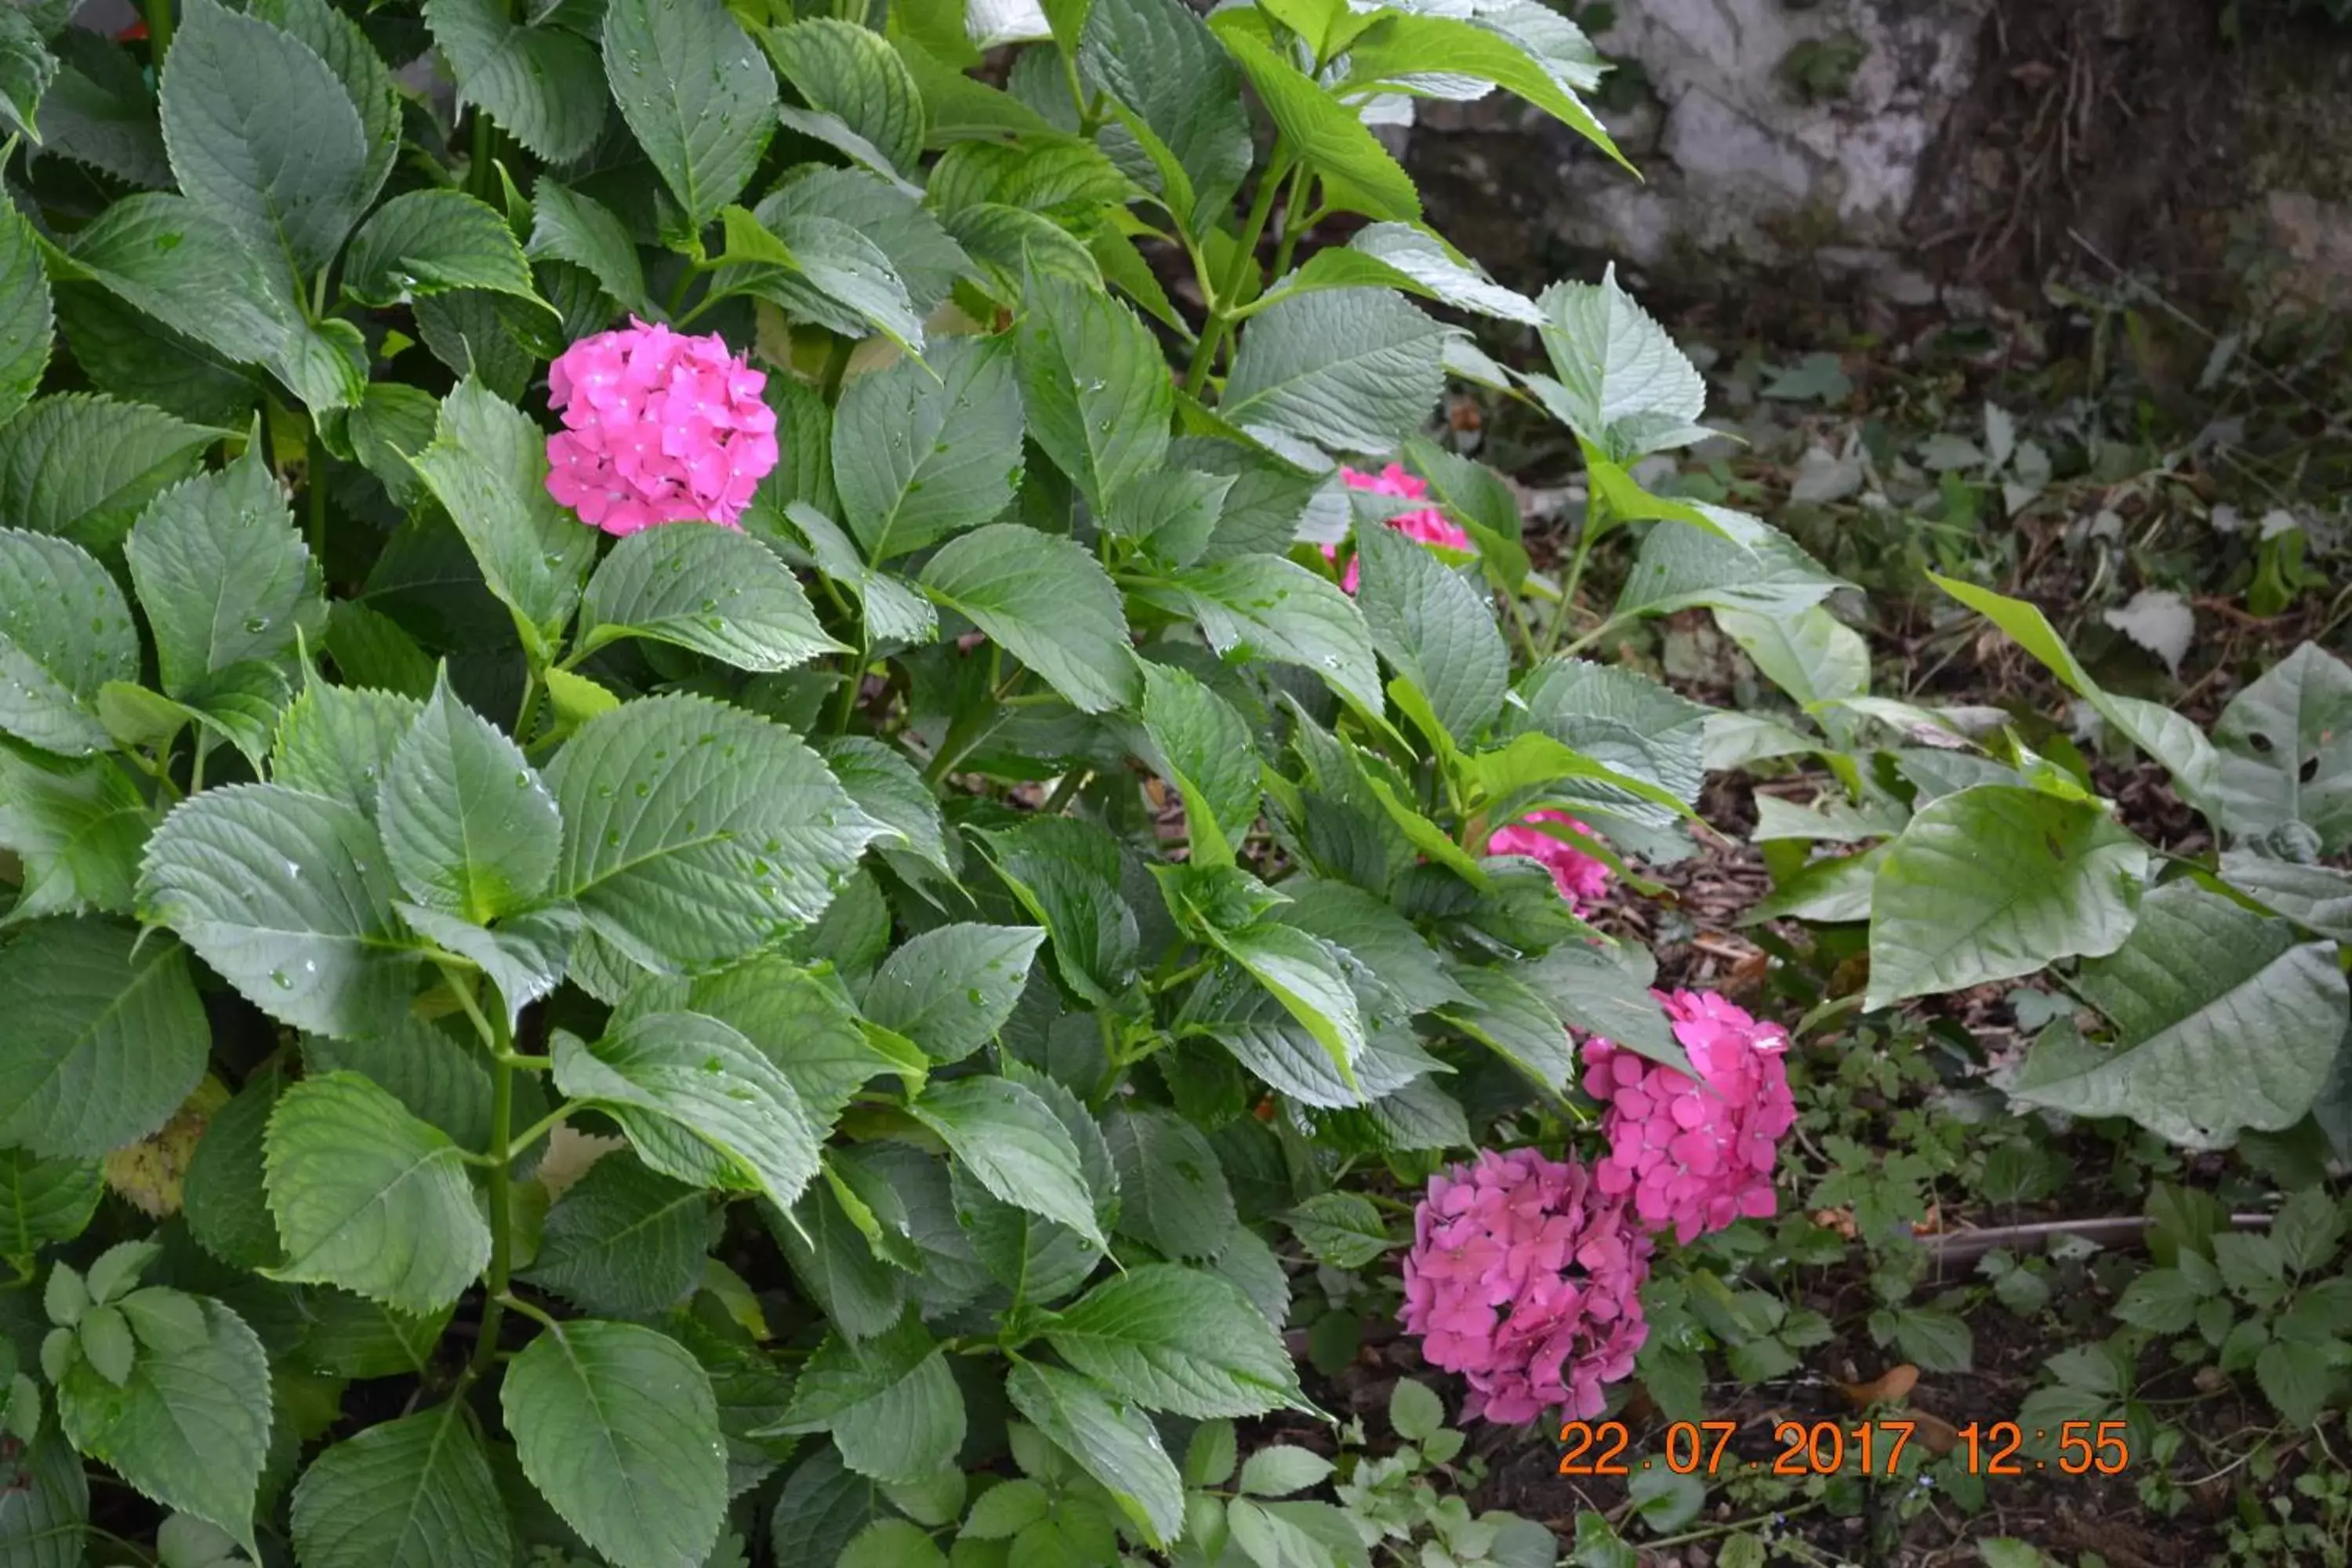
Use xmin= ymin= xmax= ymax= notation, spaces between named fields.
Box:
xmin=1078 ymin=0 xmax=1249 ymax=234
xmin=1715 ymin=604 xmax=1869 ymax=709
xmin=1220 ymin=289 xmax=1446 ymax=454
xmin=526 ymin=179 xmax=652 ymax=318
xmin=1260 ymin=221 xmax=1540 ymax=325
xmin=577 ymin=521 xmax=843 ymax=672
xmin=2210 ymin=642 xmax=2352 ymax=854
xmin=1615 ymin=505 xmax=1849 ymax=619
xmin=1507 ymin=655 xmax=1708 ymax=816
xmin=841 ymin=1519 xmax=946 ymax=1567
xmin=1438 ymin=966 xmax=1574 ymax=1092
xmin=603 ymin=0 xmax=775 ymax=230
xmin=159 ymin=0 xmax=372 ymax=274
xmin=919 ymin=523 xmax=1138 ymax=713
xmin=1341 ymin=11 xmax=1619 ymax=168
xmin=0 ymin=393 xmax=215 ymax=554
xmin=779 ymin=501 xmax=935 ymax=644
xmin=137 ymin=782 xmax=419 ymax=1038
xmin=689 ymin=952 xmax=924 ymax=1126
xmin=1530 ymin=266 xmax=1708 ymax=460
xmin=819 ymin=736 xmax=951 ymax=880
xmin=303 ymin=1014 xmax=496 ymax=1152
xmin=1237 ymin=1444 xmax=1334 ymax=1498
xmin=713 ymin=205 xmax=924 ymax=354
xmin=861 ymin=923 xmax=1045 ymax=1062
xmin=501 ymin=1319 xmax=728 ymax=1568
xmin=57 ymin=1290 xmax=270 ymax=1553
xmin=408 ymin=378 xmax=599 ymax=661
xmin=0 ymin=9 xmax=56 ymax=149
xmin=760 ymin=166 xmax=967 ymax=315
xmin=341 ymin=190 xmax=544 ymax=310
xmin=555 ymin=1011 xmax=824 ymax=1210
xmin=0 ymin=1147 xmax=102 ymax=1259
xmin=2271 ymin=1187 xmax=2344 ymax=1274
xmin=0 ymin=195 xmax=50 ymax=430
xmin=0 ymin=1428 xmax=88 ymax=1568
xmin=1352 ymin=519 xmax=1506 ymax=742
xmin=0 ymin=917 xmax=208 ymax=1159
xmin=523 ymin=1149 xmax=712 ymax=1316
xmin=925 ymin=136 xmax=1128 ymax=218
xmin=263 ymin=1073 xmax=492 ymax=1312
xmin=36 ymin=53 xmax=171 ymax=190
xmin=1003 ymin=1362 xmax=1183 ymax=1548
xmin=1211 ymin=923 xmax=1366 ymax=1093
xmin=182 ymin=1075 xmax=282 ymax=1270
xmin=1283 ymin=1192 xmax=1392 ymax=1269
xmin=1174 ymin=554 xmax=1382 ymax=717
xmin=0 ymin=529 xmax=139 ymax=755
xmin=1866 ymin=784 xmax=2148 ymax=1009
xmin=2220 ymin=852 xmax=2352 ymax=940
xmin=123 ymin=445 xmax=317 ymax=702
xmin=2012 ymin=882 xmax=2348 ymax=1146
xmin=1209 ymin=26 xmax=1417 ymax=222
xmin=909 ymin=1076 xmax=1105 ymax=1247
xmin=771 ymin=1312 xmax=964 ymax=1484
xmin=1014 ymin=272 xmax=1171 ymax=511
xmin=289 ymin=1402 xmax=510 ymax=1568
xmin=426 ymin=0 xmax=609 ymax=163
xmin=547 ymin=692 xmax=883 ymax=971
xmin=1103 ymin=1106 xmax=1235 ymax=1261
xmin=2256 ymin=1337 xmax=2336 ymax=1428
xmin=379 ymin=669 xmax=561 ymax=924
xmin=270 ymin=681 xmax=423 ymax=821
xmin=2112 ymin=1268 xmax=2205 ymax=1334
xmin=1270 ymin=876 xmax=1468 ymax=1017
xmin=245 ymin=0 xmax=401 ymax=214
xmin=974 ymin=817 xmax=1139 ymax=1005
xmin=1929 ymin=572 xmax=2221 ymax=816
xmin=1044 ymin=1264 xmax=1301 ymax=1417
xmin=833 ymin=336 xmax=1024 ymax=562
xmin=775 ymin=1177 xmax=907 ymax=1340
xmin=1138 ymin=661 xmax=1260 ymax=866
xmin=761 ymin=19 xmax=924 ymax=175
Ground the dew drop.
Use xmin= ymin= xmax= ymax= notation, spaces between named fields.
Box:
xmin=270 ymin=968 xmax=292 ymax=989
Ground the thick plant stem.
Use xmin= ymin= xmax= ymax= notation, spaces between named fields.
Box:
xmin=305 ymin=423 xmax=328 ymax=571
xmin=1182 ymin=152 xmax=1289 ymax=398
xmin=468 ymin=111 xmax=497 ymax=203
xmin=467 ymin=1002 xmax=517 ymax=1380
xmin=144 ymin=0 xmax=172 ymax=67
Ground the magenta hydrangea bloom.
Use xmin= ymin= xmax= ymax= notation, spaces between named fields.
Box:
xmin=544 ymin=319 xmax=779 ymax=536
xmin=1487 ymin=809 xmax=1611 ymax=912
xmin=1582 ymin=989 xmax=1798 ymax=1246
xmin=1326 ymin=463 xmax=1473 ymax=593
xmin=1399 ymin=1149 xmax=1654 ymax=1425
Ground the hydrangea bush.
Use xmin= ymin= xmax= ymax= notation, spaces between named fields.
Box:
xmin=0 ymin=0 xmax=1864 ymax=1561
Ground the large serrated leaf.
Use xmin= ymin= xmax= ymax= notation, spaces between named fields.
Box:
xmin=158 ymin=0 xmax=372 ymax=274
xmin=137 ymin=782 xmax=419 ymax=1038
xmin=1077 ymin=0 xmax=1248 ymax=234
xmin=1102 ymin=1106 xmax=1235 ymax=1261
xmin=181 ymin=1074 xmax=283 ymax=1269
xmin=378 ymin=669 xmax=561 ymax=923
xmin=547 ymin=692 xmax=881 ymax=971
xmin=341 ymin=189 xmax=545 ymax=310
xmin=1531 ymin=266 xmax=1708 ymax=461
xmin=270 ymin=681 xmax=423 ymax=819
xmin=603 ymin=0 xmax=775 ymax=230
xmin=122 ymin=443 xmax=318 ymax=702
xmin=688 ymin=953 xmax=922 ymax=1126
xmin=0 ymin=917 xmax=208 ymax=1159
xmin=760 ymin=18 xmax=924 ymax=176
xmin=2012 ymin=881 xmax=2350 ymax=1147
xmin=1352 ymin=520 xmax=1506 ymax=743
xmin=501 ymin=1319 xmax=728 ymax=1568
xmin=0 ymin=393 xmax=216 ymax=554
xmin=833 ymin=335 xmax=1023 ymax=562
xmin=57 ymin=1290 xmax=271 ymax=1553
xmin=426 ymin=0 xmax=609 ymax=162
xmin=247 ymin=0 xmax=400 ymax=212
xmin=0 ymin=1146 xmax=102 ymax=1258
xmin=861 ymin=923 xmax=1044 ymax=1062
xmin=1044 ymin=1264 xmax=1301 ymax=1417
xmin=1866 ymin=785 xmax=2148 ymax=1009
xmin=526 ymin=178 xmax=652 ymax=318
xmin=289 ymin=1403 xmax=510 ymax=1568
xmin=1615 ymin=504 xmax=1849 ymax=619
xmin=407 ymin=378 xmax=598 ymax=660
xmin=1212 ymin=24 xmax=1417 ymax=222
xmin=0 ymin=194 xmax=50 ymax=429
xmin=553 ymin=1011 xmax=825 ymax=1210
xmin=1258 ymin=221 xmax=1540 ymax=324
xmin=0 ymin=528 xmax=139 ymax=755
xmin=2209 ymin=642 xmax=2352 ymax=854
xmin=1221 ymin=289 xmax=1446 ymax=455
xmin=577 ymin=520 xmax=843 ymax=672
xmin=919 ymin=523 xmax=1137 ymax=713
xmin=263 ymin=1073 xmax=492 ymax=1312
xmin=770 ymin=1312 xmax=964 ymax=1484
xmin=1014 ymin=271 xmax=1171 ymax=511
xmin=1174 ymin=554 xmax=1381 ymax=717
xmin=1003 ymin=1362 xmax=1183 ymax=1547
xmin=1139 ymin=661 xmax=1260 ymax=866
xmin=908 ymin=1076 xmax=1104 ymax=1247
xmin=521 ymin=1149 xmax=711 ymax=1316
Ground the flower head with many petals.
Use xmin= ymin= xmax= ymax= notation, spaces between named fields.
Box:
xmin=1487 ymin=809 xmax=1611 ymax=913
xmin=544 ymin=320 xmax=779 ymax=536
xmin=1327 ymin=463 xmax=1473 ymax=593
xmin=1582 ymin=989 xmax=1797 ymax=1245
xmin=1399 ymin=1149 xmax=1653 ymax=1425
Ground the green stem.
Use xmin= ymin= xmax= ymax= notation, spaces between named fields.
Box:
xmin=514 ymin=666 xmax=541 ymax=744
xmin=467 ymin=999 xmax=517 ymax=1380
xmin=820 ymin=332 xmax=856 ymax=402
xmin=830 ymin=639 xmax=867 ymax=735
xmin=1038 ymin=768 xmax=1090 ymax=815
xmin=467 ymin=110 xmax=496 ymax=204
xmin=143 ymin=0 xmax=173 ymax=70
xmin=187 ymin=735 xmax=211 ymax=797
xmin=1543 ymin=491 xmax=1609 ymax=657
xmin=1182 ymin=150 xmax=1290 ymax=399
xmin=1266 ymin=164 xmax=1314 ymax=282
xmin=305 ymin=420 xmax=328 ymax=572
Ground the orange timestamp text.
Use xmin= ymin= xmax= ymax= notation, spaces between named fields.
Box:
xmin=1558 ymin=1419 xmax=2132 ymax=1478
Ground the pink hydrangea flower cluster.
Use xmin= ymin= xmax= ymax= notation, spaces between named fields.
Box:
xmin=1327 ymin=463 xmax=1473 ymax=593
xmin=1487 ymin=809 xmax=1611 ymax=912
xmin=1583 ymin=990 xmax=1797 ymax=1245
xmin=1400 ymin=1149 xmax=1654 ymax=1424
xmin=544 ymin=320 xmax=779 ymax=536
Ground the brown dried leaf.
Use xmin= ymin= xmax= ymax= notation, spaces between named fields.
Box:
xmin=1836 ymin=1363 xmax=1919 ymax=1408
